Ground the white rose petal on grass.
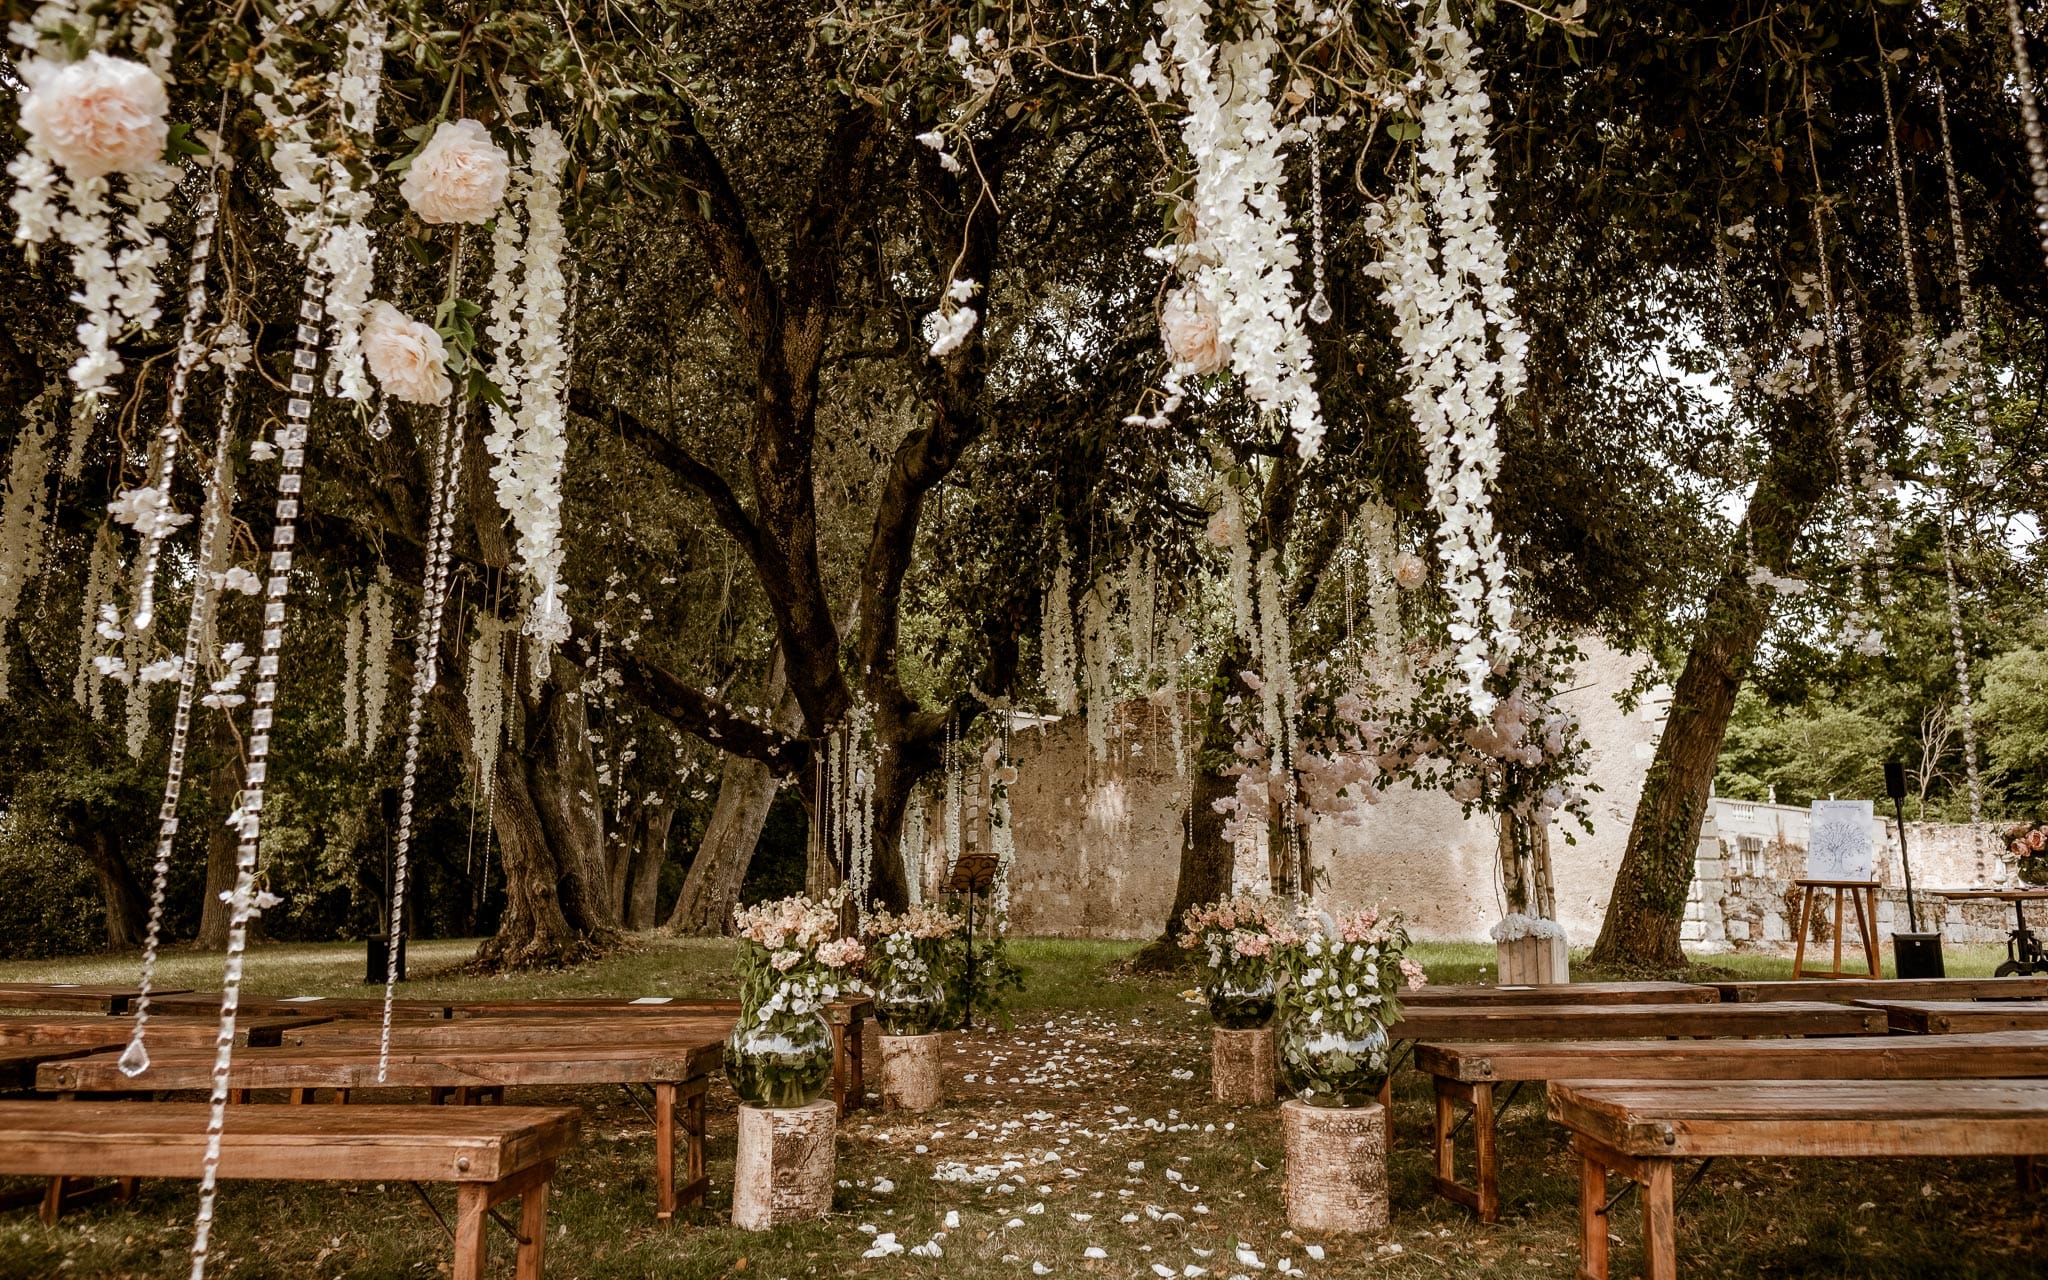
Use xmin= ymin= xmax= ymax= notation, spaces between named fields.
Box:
xmin=1084 ymin=1247 xmax=1108 ymax=1260
xmin=1303 ymin=1246 xmax=1324 ymax=1262
xmin=400 ymin=118 xmax=511 ymax=224
xmin=21 ymin=53 xmax=169 ymax=180
xmin=1153 ymin=1265 xmax=1176 ymax=1278
xmin=872 ymin=1178 xmax=895 ymax=1194
xmin=910 ymin=1240 xmax=943 ymax=1259
xmin=944 ymin=1211 xmax=960 ymax=1229
xmin=362 ymin=302 xmax=452 ymax=405
xmin=1033 ymin=1265 xmax=1053 ymax=1276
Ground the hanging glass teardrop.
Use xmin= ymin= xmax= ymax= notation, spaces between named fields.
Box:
xmin=1307 ymin=290 xmax=1333 ymax=325
xmin=367 ymin=397 xmax=393 ymax=441
xmin=117 ymin=1037 xmax=150 ymax=1077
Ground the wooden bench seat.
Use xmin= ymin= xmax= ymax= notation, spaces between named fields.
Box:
xmin=42 ymin=1040 xmax=718 ymax=1221
xmin=1716 ymin=976 xmax=2048 ymax=1003
xmin=1856 ymin=998 xmax=2048 ymax=1034
xmin=0 ymin=984 xmax=191 ymax=1015
xmin=1388 ymin=999 xmax=1885 ymax=1041
xmin=0 ymin=1015 xmax=330 ymax=1049
xmin=148 ymin=992 xmax=454 ymax=1020
xmin=449 ymin=996 xmax=874 ymax=1114
xmin=0 ymin=1100 xmax=574 ymax=1278
xmin=1550 ymin=1079 xmax=2048 ymax=1278
xmin=1399 ymin=982 xmax=1717 ymax=1007
xmin=1419 ymin=1030 xmax=2048 ymax=1221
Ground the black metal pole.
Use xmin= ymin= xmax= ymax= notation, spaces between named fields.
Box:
xmin=963 ymin=892 xmax=976 ymax=1033
xmin=1894 ymin=792 xmax=1921 ymax=933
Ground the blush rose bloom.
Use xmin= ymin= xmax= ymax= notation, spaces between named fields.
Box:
xmin=1160 ymin=284 xmax=1230 ymax=375
xmin=362 ymin=302 xmax=452 ymax=405
xmin=399 ymin=119 xmax=511 ymax=225
xmin=20 ymin=53 xmax=170 ymax=180
xmin=1392 ymin=552 xmax=1429 ymax=590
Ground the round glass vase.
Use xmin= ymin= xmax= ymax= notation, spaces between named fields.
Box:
xmin=1276 ymin=1008 xmax=1393 ymax=1108
xmin=874 ymin=970 xmax=946 ymax=1037
xmin=725 ymin=1006 xmax=835 ymax=1109
xmin=1204 ymin=958 xmax=1277 ymax=1030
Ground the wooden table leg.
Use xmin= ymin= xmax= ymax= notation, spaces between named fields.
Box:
xmin=1432 ymin=1078 xmax=1457 ymax=1191
xmin=515 ymin=1172 xmax=550 ymax=1280
xmin=847 ymin=1013 xmax=867 ymax=1111
xmin=1472 ymin=1081 xmax=1499 ymax=1224
xmin=1378 ymin=1075 xmax=1394 ymax=1151
xmin=684 ymin=1082 xmax=708 ymax=1206
xmin=832 ymin=1022 xmax=850 ymax=1116
xmin=1792 ymin=887 xmax=1813 ymax=978
xmin=1578 ymin=1147 xmax=1609 ymax=1280
xmin=655 ymin=1081 xmax=677 ymax=1222
xmin=453 ymin=1184 xmax=488 ymax=1280
xmin=1642 ymin=1158 xmax=1677 ymax=1280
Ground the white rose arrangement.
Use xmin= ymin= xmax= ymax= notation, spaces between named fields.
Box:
xmin=362 ymin=302 xmax=452 ymax=406
xmin=400 ymin=119 xmax=512 ymax=225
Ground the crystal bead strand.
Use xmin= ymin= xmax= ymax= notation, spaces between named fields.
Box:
xmin=190 ymin=266 xmax=327 ymax=1280
xmin=1942 ymin=525 xmax=1987 ymax=880
xmin=2002 ymin=0 xmax=2048 ymax=270
xmin=1839 ymin=294 xmax=1894 ymax=611
xmin=1802 ymin=173 xmax=1875 ymax=638
xmin=121 ymin=338 xmax=246 ymax=1078
xmin=1306 ymin=120 xmax=1332 ymax=325
xmin=129 ymin=181 xmax=221 ymax=633
xmin=1874 ymin=39 xmax=1936 ymax=419
xmin=1936 ymin=82 xmax=1997 ymax=487
xmin=376 ymin=392 xmax=467 ymax=1081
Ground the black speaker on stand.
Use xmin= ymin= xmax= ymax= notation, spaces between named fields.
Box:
xmin=1886 ymin=760 xmax=1945 ymax=979
xmin=366 ymin=786 xmax=408 ymax=984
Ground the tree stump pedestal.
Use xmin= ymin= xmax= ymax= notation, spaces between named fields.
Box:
xmin=732 ymin=1099 xmax=836 ymax=1230
xmin=880 ymin=1033 xmax=944 ymax=1111
xmin=1211 ymin=1026 xmax=1276 ymax=1106
xmin=1496 ymin=930 xmax=1569 ymax=984
xmin=1281 ymin=1099 xmax=1388 ymax=1233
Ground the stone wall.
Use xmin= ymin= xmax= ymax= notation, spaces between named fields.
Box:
xmin=993 ymin=639 xmax=1668 ymax=944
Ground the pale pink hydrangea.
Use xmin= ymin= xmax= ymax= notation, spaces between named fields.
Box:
xmin=1160 ymin=284 xmax=1229 ymax=375
xmin=400 ymin=119 xmax=511 ymax=225
xmin=361 ymin=302 xmax=451 ymax=405
xmin=20 ymin=54 xmax=169 ymax=180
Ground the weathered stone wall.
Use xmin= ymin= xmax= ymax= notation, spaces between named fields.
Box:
xmin=998 ymin=639 xmax=1667 ymax=943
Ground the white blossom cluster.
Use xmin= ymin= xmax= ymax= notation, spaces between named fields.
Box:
xmin=8 ymin=5 xmax=177 ymax=401
xmin=1132 ymin=0 xmax=1326 ymax=456
xmin=0 ymin=388 xmax=60 ymax=698
xmin=482 ymin=123 xmax=575 ymax=644
xmin=467 ymin=612 xmax=508 ymax=790
xmin=1364 ymin=13 xmax=1526 ymax=715
xmin=1488 ymin=911 xmax=1564 ymax=943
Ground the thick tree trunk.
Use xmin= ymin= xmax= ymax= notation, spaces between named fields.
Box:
xmin=528 ymin=651 xmax=618 ymax=935
xmin=1154 ymin=643 xmax=1251 ymax=951
xmin=667 ymin=661 xmax=802 ymax=933
xmin=70 ymin=807 xmax=145 ymax=949
xmin=196 ymin=715 xmax=242 ymax=950
xmin=624 ymin=801 xmax=673 ymax=930
xmin=1590 ymin=399 xmax=1834 ymax=969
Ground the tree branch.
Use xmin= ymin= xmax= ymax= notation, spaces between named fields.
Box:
xmin=610 ymin=649 xmax=811 ymax=777
xmin=568 ymin=385 xmax=765 ymax=564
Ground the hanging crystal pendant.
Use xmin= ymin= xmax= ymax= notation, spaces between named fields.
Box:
xmin=1306 ymin=120 xmax=1332 ymax=325
xmin=367 ymin=396 xmax=393 ymax=441
xmin=117 ymin=1038 xmax=149 ymax=1076
xmin=1307 ymin=290 xmax=1333 ymax=325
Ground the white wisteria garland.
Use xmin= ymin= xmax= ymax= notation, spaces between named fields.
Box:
xmin=482 ymin=122 xmax=575 ymax=645
xmin=0 ymin=387 xmax=60 ymax=699
xmin=1131 ymin=0 xmax=1327 ymax=457
xmin=1364 ymin=11 xmax=1526 ymax=715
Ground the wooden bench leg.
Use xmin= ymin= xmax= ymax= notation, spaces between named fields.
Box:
xmin=1432 ymin=1077 xmax=1457 ymax=1191
xmin=682 ymin=1080 xmax=708 ymax=1208
xmin=1472 ymin=1081 xmax=1499 ymax=1224
xmin=1578 ymin=1148 xmax=1609 ymax=1280
xmin=846 ymin=1014 xmax=867 ymax=1112
xmin=1642 ymin=1158 xmax=1676 ymax=1280
xmin=2018 ymin=1156 xmax=2040 ymax=1193
xmin=655 ymin=1081 xmax=677 ymax=1222
xmin=454 ymin=1183 xmax=489 ymax=1280
xmin=515 ymin=1173 xmax=549 ymax=1280
xmin=1831 ymin=886 xmax=1845 ymax=979
xmin=1379 ymin=1075 xmax=1394 ymax=1151
xmin=39 ymin=1177 xmax=66 ymax=1227
xmin=832 ymin=1023 xmax=850 ymax=1116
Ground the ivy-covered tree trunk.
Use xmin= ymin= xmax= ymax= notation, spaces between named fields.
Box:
xmin=1590 ymin=398 xmax=1834 ymax=969
xmin=1149 ymin=641 xmax=1252 ymax=958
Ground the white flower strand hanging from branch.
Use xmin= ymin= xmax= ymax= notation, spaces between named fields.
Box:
xmin=1131 ymin=0 xmax=1327 ymax=457
xmin=0 ymin=387 xmax=61 ymax=699
xmin=481 ymin=121 xmax=575 ymax=645
xmin=1364 ymin=10 xmax=1526 ymax=715
xmin=8 ymin=6 xmax=177 ymax=404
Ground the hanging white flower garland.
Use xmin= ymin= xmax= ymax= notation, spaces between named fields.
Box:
xmin=8 ymin=7 xmax=177 ymax=403
xmin=1132 ymin=0 xmax=1327 ymax=457
xmin=481 ymin=121 xmax=575 ymax=645
xmin=0 ymin=387 xmax=61 ymax=699
xmin=1364 ymin=11 xmax=1526 ymax=715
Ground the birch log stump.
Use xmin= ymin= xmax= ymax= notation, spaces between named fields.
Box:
xmin=732 ymin=1099 xmax=836 ymax=1230
xmin=880 ymin=1033 xmax=944 ymax=1111
xmin=1211 ymin=1026 xmax=1276 ymax=1106
xmin=1281 ymin=1100 xmax=1388 ymax=1233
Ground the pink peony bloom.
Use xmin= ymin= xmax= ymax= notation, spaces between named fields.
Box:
xmin=361 ymin=302 xmax=452 ymax=405
xmin=1392 ymin=552 xmax=1428 ymax=590
xmin=400 ymin=119 xmax=511 ymax=225
xmin=1161 ymin=284 xmax=1230 ymax=374
xmin=21 ymin=53 xmax=169 ymax=180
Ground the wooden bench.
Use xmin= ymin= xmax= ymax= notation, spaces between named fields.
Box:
xmin=42 ymin=1039 xmax=718 ymax=1221
xmin=1400 ymin=982 xmax=1717 ymax=1007
xmin=0 ymin=1101 xmax=574 ymax=1278
xmin=0 ymin=984 xmax=191 ymax=1014
xmin=1387 ymin=1000 xmax=1885 ymax=1042
xmin=1857 ymin=998 xmax=2048 ymax=1034
xmin=1549 ymin=1079 xmax=2048 ymax=1279
xmin=0 ymin=1015 xmax=330 ymax=1049
xmin=1420 ymin=1030 xmax=2048 ymax=1222
xmin=448 ymin=996 xmax=875 ymax=1114
xmin=1715 ymin=976 xmax=2048 ymax=1003
xmin=149 ymin=992 xmax=455 ymax=1020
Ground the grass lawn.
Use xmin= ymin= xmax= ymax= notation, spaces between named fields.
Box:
xmin=0 ymin=936 xmax=2039 ymax=1279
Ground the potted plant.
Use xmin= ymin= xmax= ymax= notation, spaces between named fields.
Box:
xmin=863 ymin=903 xmax=961 ymax=1111
xmin=1179 ymin=894 xmax=1280 ymax=1029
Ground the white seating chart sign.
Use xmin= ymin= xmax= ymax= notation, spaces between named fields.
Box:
xmin=1807 ymin=800 xmax=1876 ymax=881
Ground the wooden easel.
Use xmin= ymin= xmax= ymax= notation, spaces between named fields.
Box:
xmin=1791 ymin=878 xmax=1881 ymax=978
